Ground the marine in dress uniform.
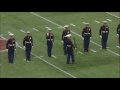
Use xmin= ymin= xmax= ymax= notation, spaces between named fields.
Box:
xmin=66 ymin=34 xmax=75 ymax=64
xmin=6 ymin=33 xmax=16 ymax=64
xmin=46 ymin=28 xmax=54 ymax=57
xmin=62 ymin=25 xmax=71 ymax=55
xmin=82 ymin=23 xmax=92 ymax=52
xmin=117 ymin=24 xmax=120 ymax=46
xmin=23 ymin=31 xmax=33 ymax=61
xmin=99 ymin=21 xmax=109 ymax=49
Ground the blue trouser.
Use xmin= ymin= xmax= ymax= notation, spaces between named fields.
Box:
xmin=84 ymin=38 xmax=90 ymax=51
xmin=25 ymin=47 xmax=32 ymax=60
xmin=63 ymin=40 xmax=67 ymax=54
xmin=8 ymin=49 xmax=15 ymax=63
xmin=67 ymin=50 xmax=75 ymax=64
xmin=102 ymin=36 xmax=108 ymax=49
xmin=47 ymin=45 xmax=52 ymax=57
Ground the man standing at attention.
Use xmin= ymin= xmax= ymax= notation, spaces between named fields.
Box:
xmin=6 ymin=33 xmax=16 ymax=64
xmin=99 ymin=21 xmax=109 ymax=49
xmin=23 ymin=31 xmax=33 ymax=62
xmin=82 ymin=23 xmax=92 ymax=52
xmin=46 ymin=28 xmax=54 ymax=57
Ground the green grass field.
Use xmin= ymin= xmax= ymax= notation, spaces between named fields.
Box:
xmin=0 ymin=12 xmax=120 ymax=78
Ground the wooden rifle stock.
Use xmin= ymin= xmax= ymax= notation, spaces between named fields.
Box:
xmin=73 ymin=37 xmax=77 ymax=49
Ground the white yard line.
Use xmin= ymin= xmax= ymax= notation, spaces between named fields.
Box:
xmin=106 ymin=12 xmax=120 ymax=18
xmin=0 ymin=35 xmax=7 ymax=40
xmin=34 ymin=56 xmax=43 ymax=58
xmin=107 ymin=49 xmax=120 ymax=56
xmin=106 ymin=19 xmax=112 ymax=22
xmin=0 ymin=35 xmax=6 ymax=39
xmin=77 ymin=51 xmax=83 ymax=54
xmin=20 ymin=30 xmax=26 ymax=33
xmin=95 ymin=20 xmax=100 ymax=23
xmin=0 ymin=35 xmax=76 ymax=78
xmin=52 ymin=55 xmax=57 ymax=58
xmin=90 ymin=49 xmax=96 ymax=52
xmin=33 ymin=28 xmax=39 ymax=31
xmin=30 ymin=12 xmax=120 ymax=57
xmin=70 ymin=24 xmax=76 ymax=26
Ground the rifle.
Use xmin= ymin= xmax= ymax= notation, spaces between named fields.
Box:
xmin=73 ymin=37 xmax=77 ymax=49
xmin=50 ymin=33 xmax=54 ymax=45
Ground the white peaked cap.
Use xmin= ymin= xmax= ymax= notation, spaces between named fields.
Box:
xmin=103 ymin=21 xmax=107 ymax=23
xmin=48 ymin=28 xmax=52 ymax=30
xmin=64 ymin=25 xmax=69 ymax=28
xmin=26 ymin=31 xmax=30 ymax=33
xmin=85 ymin=23 xmax=89 ymax=25
xmin=9 ymin=33 xmax=14 ymax=36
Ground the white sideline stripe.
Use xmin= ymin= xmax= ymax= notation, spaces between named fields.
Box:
xmin=107 ymin=49 xmax=120 ymax=56
xmin=33 ymin=28 xmax=39 ymax=31
xmin=106 ymin=19 xmax=112 ymax=22
xmin=0 ymin=34 xmax=7 ymax=40
xmin=30 ymin=12 xmax=120 ymax=57
xmin=20 ymin=30 xmax=26 ymax=33
xmin=34 ymin=56 xmax=43 ymax=58
xmin=106 ymin=12 xmax=120 ymax=18
xmin=0 ymin=50 xmax=6 ymax=52
xmin=0 ymin=35 xmax=76 ymax=78
xmin=95 ymin=20 xmax=100 ymax=23
xmin=90 ymin=49 xmax=96 ymax=52
xmin=70 ymin=24 xmax=76 ymax=26
xmin=0 ymin=35 xmax=6 ymax=39
xmin=72 ymin=31 xmax=82 ymax=38
xmin=31 ymin=12 xmax=61 ymax=26
xmin=116 ymin=46 xmax=120 ymax=48
xmin=52 ymin=55 xmax=57 ymax=58
xmin=77 ymin=51 xmax=83 ymax=54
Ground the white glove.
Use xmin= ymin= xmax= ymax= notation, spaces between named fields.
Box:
xmin=100 ymin=35 xmax=102 ymax=38
xmin=24 ymin=46 xmax=26 ymax=49
xmin=117 ymin=34 xmax=119 ymax=37
xmin=6 ymin=49 xmax=8 ymax=52
xmin=15 ymin=49 xmax=16 ymax=51
xmin=90 ymin=37 xmax=92 ymax=39
xmin=32 ymin=46 xmax=33 ymax=48
xmin=82 ymin=38 xmax=84 ymax=40
xmin=61 ymin=41 xmax=63 ymax=43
